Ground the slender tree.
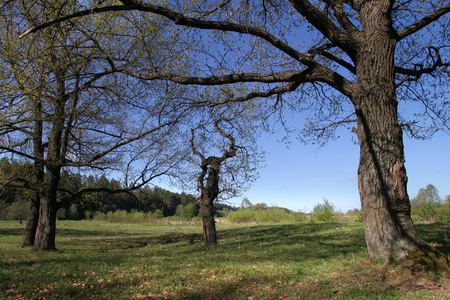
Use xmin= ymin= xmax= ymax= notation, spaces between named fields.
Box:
xmin=1 ymin=0 xmax=185 ymax=250
xmin=190 ymin=119 xmax=237 ymax=244
xmin=20 ymin=0 xmax=450 ymax=270
xmin=185 ymin=100 xmax=263 ymax=244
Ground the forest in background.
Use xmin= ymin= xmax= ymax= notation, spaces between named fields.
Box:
xmin=0 ymin=157 xmax=238 ymax=222
xmin=3 ymin=157 xmax=449 ymax=225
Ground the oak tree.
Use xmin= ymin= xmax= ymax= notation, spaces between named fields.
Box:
xmin=1 ymin=0 xmax=184 ymax=250
xmin=20 ymin=0 xmax=450 ymax=270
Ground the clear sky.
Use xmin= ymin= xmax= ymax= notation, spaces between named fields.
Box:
xmin=226 ymin=129 xmax=450 ymax=213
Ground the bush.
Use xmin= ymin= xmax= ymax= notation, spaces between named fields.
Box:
xmin=227 ymin=207 xmax=305 ymax=224
xmin=182 ymin=202 xmax=199 ymax=220
xmin=154 ymin=209 xmax=164 ymax=219
xmin=84 ymin=210 xmax=94 ymax=220
xmin=93 ymin=211 xmax=107 ymax=221
xmin=345 ymin=208 xmax=362 ymax=222
xmin=311 ymin=199 xmax=335 ymax=222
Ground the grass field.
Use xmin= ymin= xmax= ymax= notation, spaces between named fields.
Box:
xmin=1 ymin=221 xmax=449 ymax=299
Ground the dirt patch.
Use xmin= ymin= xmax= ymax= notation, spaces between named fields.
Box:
xmin=380 ymin=266 xmax=450 ymax=296
xmin=346 ymin=261 xmax=450 ymax=298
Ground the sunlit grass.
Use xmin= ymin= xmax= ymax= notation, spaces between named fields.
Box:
xmin=0 ymin=221 xmax=449 ymax=299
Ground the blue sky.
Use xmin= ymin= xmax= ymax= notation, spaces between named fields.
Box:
xmin=227 ymin=129 xmax=450 ymax=213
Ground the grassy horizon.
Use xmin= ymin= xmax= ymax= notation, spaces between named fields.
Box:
xmin=1 ymin=220 xmax=449 ymax=299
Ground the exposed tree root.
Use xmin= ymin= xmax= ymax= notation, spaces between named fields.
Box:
xmin=401 ymin=245 xmax=450 ymax=277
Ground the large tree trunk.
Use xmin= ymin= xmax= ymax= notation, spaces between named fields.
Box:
xmin=21 ymin=193 xmax=39 ymax=247
xmin=33 ymin=167 xmax=60 ymax=251
xmin=354 ymin=1 xmax=449 ymax=272
xmin=355 ymin=94 xmax=448 ymax=271
xmin=33 ymin=195 xmax=58 ymax=251
xmin=32 ymin=67 xmax=66 ymax=251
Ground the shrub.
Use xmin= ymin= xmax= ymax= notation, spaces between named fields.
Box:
xmin=227 ymin=207 xmax=305 ymax=224
xmin=345 ymin=208 xmax=362 ymax=222
xmin=311 ymin=198 xmax=335 ymax=222
xmin=154 ymin=209 xmax=164 ymax=219
xmin=84 ymin=210 xmax=94 ymax=220
xmin=182 ymin=202 xmax=198 ymax=220
xmin=93 ymin=211 xmax=107 ymax=221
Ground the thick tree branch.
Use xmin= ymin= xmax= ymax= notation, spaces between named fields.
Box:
xmin=19 ymin=2 xmax=315 ymax=68
xmin=289 ymin=0 xmax=359 ymax=59
xmin=324 ymin=0 xmax=360 ymax=36
xmin=119 ymin=64 xmax=354 ymax=99
xmin=18 ymin=1 xmax=355 ymax=98
xmin=396 ymin=3 xmax=450 ymax=40
xmin=117 ymin=68 xmax=307 ymax=85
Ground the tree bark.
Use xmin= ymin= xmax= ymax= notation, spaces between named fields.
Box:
xmin=192 ymin=120 xmax=237 ymax=245
xmin=199 ymin=165 xmax=220 ymax=244
xmin=200 ymin=199 xmax=217 ymax=244
xmin=354 ymin=0 xmax=449 ymax=272
xmin=21 ymin=193 xmax=39 ymax=247
xmin=33 ymin=167 xmax=60 ymax=251
xmin=33 ymin=67 xmax=65 ymax=251
xmin=22 ymin=99 xmax=44 ymax=247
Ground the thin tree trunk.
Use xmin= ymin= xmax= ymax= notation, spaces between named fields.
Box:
xmin=32 ymin=66 xmax=66 ymax=251
xmin=22 ymin=98 xmax=44 ymax=247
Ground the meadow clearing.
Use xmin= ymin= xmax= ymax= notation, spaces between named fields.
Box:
xmin=1 ymin=220 xmax=449 ymax=299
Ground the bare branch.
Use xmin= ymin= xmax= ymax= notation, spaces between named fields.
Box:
xmin=395 ymin=46 xmax=449 ymax=86
xmin=396 ymin=3 xmax=450 ymax=40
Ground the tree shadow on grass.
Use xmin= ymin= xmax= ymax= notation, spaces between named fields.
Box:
xmin=155 ymin=232 xmax=203 ymax=245
xmin=416 ymin=223 xmax=450 ymax=256
xmin=0 ymin=227 xmax=24 ymax=236
xmin=215 ymin=223 xmax=367 ymax=258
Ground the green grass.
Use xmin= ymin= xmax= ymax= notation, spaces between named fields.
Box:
xmin=0 ymin=221 xmax=449 ymax=299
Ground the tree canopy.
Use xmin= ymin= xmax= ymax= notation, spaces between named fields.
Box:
xmin=7 ymin=0 xmax=450 ymax=271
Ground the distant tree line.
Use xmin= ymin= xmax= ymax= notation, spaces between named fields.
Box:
xmin=0 ymin=157 xmax=237 ymax=222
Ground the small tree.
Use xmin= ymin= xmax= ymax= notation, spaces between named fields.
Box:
xmin=154 ymin=209 xmax=164 ymax=219
xmin=1 ymin=1 xmax=185 ymax=250
xmin=411 ymin=184 xmax=445 ymax=223
xmin=190 ymin=119 xmax=238 ymax=244
xmin=175 ymin=204 xmax=184 ymax=219
xmin=240 ymin=197 xmax=252 ymax=210
xmin=311 ymin=198 xmax=335 ymax=222
xmin=182 ymin=202 xmax=199 ymax=220
xmin=6 ymin=199 xmax=29 ymax=222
